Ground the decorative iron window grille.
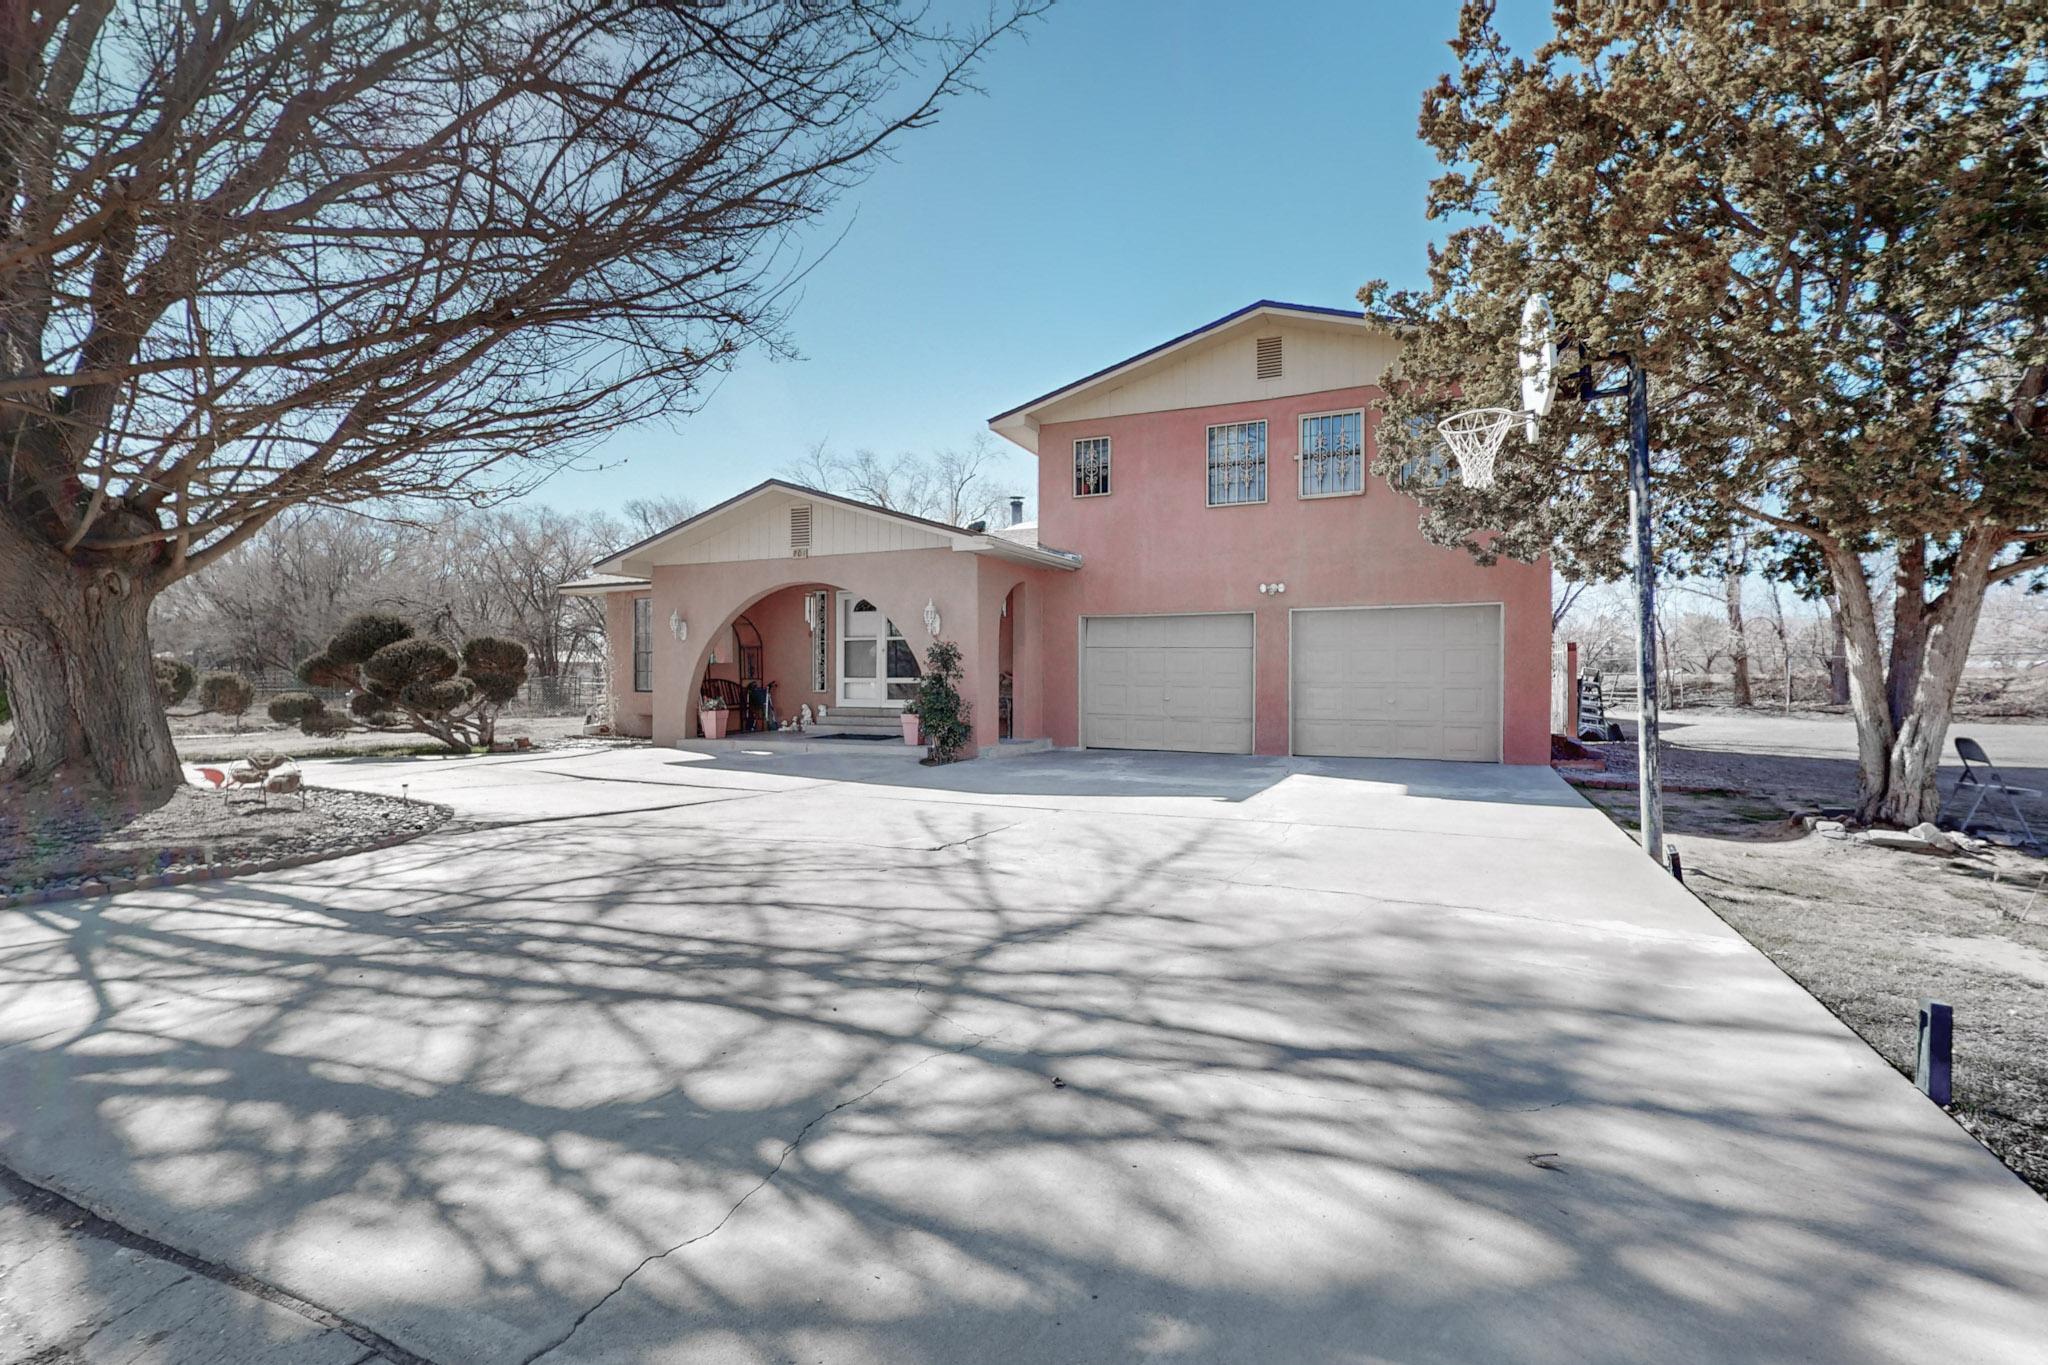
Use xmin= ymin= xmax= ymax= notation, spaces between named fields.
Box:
xmin=1207 ymin=420 xmax=1267 ymax=506
xmin=631 ymin=597 xmax=653 ymax=692
xmin=1299 ymin=411 xmax=1365 ymax=497
xmin=1074 ymin=437 xmax=1111 ymax=496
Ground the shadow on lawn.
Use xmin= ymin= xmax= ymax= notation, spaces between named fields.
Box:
xmin=0 ymin=793 xmax=2042 ymax=1363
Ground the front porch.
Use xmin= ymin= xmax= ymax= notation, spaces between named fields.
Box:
xmin=569 ymin=481 xmax=1078 ymax=759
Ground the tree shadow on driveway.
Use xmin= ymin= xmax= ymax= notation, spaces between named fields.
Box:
xmin=1 ymin=783 xmax=2045 ymax=1363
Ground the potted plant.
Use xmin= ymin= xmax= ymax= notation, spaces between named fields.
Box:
xmin=698 ymin=694 xmax=730 ymax=739
xmin=912 ymin=640 xmax=972 ymax=764
xmin=899 ymin=701 xmax=921 ymax=745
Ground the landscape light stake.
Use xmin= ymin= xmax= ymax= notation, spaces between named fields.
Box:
xmin=1916 ymin=999 xmax=1953 ymax=1106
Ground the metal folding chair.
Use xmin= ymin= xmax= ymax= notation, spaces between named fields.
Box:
xmin=1946 ymin=737 xmax=2039 ymax=847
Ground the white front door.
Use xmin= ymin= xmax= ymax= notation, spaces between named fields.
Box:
xmin=835 ymin=593 xmax=917 ymax=709
xmin=837 ymin=594 xmax=884 ymax=706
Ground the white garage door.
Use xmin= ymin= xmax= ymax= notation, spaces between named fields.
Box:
xmin=1082 ymin=614 xmax=1254 ymax=754
xmin=1291 ymin=605 xmax=1503 ymax=761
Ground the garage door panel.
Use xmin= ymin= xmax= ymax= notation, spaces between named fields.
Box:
xmin=1084 ymin=614 xmax=1254 ymax=755
xmin=1292 ymin=606 xmax=1502 ymax=762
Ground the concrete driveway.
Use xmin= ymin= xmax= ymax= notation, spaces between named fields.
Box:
xmin=2 ymin=745 xmax=2045 ymax=1363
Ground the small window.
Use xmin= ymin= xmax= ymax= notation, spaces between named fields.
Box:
xmin=1299 ymin=410 xmax=1365 ymax=497
xmin=1074 ymin=437 xmax=1111 ymax=497
xmin=631 ymin=598 xmax=653 ymax=692
xmin=1256 ymin=335 xmax=1282 ymax=379
xmin=1207 ymin=420 xmax=1268 ymax=506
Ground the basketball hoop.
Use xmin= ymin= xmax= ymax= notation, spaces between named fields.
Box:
xmin=1437 ymin=406 xmax=1517 ymax=488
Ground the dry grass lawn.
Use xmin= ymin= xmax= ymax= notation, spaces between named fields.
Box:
xmin=1577 ymin=779 xmax=2048 ymax=1201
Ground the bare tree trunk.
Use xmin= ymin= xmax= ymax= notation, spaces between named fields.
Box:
xmin=1825 ymin=597 xmax=1851 ymax=704
xmin=0 ymin=521 xmax=182 ymax=801
xmin=1725 ymin=570 xmax=1753 ymax=706
xmin=1824 ymin=547 xmax=1896 ymax=817
xmin=1878 ymin=533 xmax=1998 ymax=827
xmin=1888 ymin=540 xmax=1928 ymax=731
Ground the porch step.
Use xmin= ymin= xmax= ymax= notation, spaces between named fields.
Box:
xmin=817 ymin=713 xmax=904 ymax=737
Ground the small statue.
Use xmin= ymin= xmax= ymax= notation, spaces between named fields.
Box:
xmin=798 ymin=704 xmax=813 ymax=728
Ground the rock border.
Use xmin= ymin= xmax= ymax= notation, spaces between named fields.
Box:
xmin=1 ymin=797 xmax=452 ymax=911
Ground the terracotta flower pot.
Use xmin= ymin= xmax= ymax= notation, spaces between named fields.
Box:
xmin=699 ymin=709 xmax=729 ymax=739
xmin=900 ymin=713 xmax=921 ymax=745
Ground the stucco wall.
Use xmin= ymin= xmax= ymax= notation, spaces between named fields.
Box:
xmin=1031 ymin=384 xmax=1553 ymax=762
xmin=603 ymin=592 xmax=655 ymax=738
xmin=634 ymin=548 xmax=1059 ymax=754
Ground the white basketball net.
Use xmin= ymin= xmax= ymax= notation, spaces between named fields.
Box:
xmin=1436 ymin=407 xmax=1518 ymax=489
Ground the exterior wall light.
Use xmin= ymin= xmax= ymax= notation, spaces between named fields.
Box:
xmin=669 ymin=611 xmax=688 ymax=642
xmin=923 ymin=599 xmax=941 ymax=636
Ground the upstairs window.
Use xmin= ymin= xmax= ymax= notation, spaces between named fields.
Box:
xmin=1074 ymin=436 xmax=1111 ymax=497
xmin=1299 ymin=410 xmax=1365 ymax=497
xmin=1207 ymin=420 xmax=1267 ymax=506
xmin=631 ymin=597 xmax=653 ymax=692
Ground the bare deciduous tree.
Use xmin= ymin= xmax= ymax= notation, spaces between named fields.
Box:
xmin=0 ymin=0 xmax=1038 ymax=798
xmin=783 ymin=433 xmax=1017 ymax=527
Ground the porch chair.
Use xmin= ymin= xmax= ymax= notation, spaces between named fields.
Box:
xmin=1945 ymin=737 xmax=2039 ymax=848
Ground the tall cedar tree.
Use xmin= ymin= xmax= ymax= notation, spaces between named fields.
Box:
xmin=1367 ymin=0 xmax=2048 ymax=825
xmin=0 ymin=0 xmax=1037 ymax=800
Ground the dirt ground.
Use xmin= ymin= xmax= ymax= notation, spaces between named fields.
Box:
xmin=2 ymin=784 xmax=448 ymax=896
xmin=1573 ymin=709 xmax=2048 ymax=1199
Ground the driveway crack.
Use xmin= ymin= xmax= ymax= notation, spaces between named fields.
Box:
xmin=518 ymin=1042 xmax=979 ymax=1365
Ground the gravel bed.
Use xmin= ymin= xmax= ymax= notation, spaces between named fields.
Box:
xmin=2 ymin=785 xmax=449 ymax=902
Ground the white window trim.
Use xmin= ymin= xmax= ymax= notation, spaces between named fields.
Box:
xmin=1296 ymin=407 xmax=1368 ymax=500
xmin=1205 ymin=419 xmax=1269 ymax=508
xmin=1073 ymin=435 xmax=1112 ymax=498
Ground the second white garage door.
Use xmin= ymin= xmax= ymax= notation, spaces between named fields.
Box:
xmin=1082 ymin=613 xmax=1254 ymax=754
xmin=1291 ymin=604 xmax=1503 ymax=761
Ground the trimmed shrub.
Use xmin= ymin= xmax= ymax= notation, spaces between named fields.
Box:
xmin=153 ymin=657 xmax=196 ymax=708
xmin=400 ymin=677 xmax=473 ymax=713
xmin=327 ymin=612 xmax=414 ymax=666
xmin=300 ymin=710 xmax=353 ymax=738
xmin=461 ymin=636 xmax=528 ymax=707
xmin=298 ymin=652 xmax=353 ymax=689
xmin=363 ymin=637 xmax=459 ymax=692
xmin=196 ymin=671 xmax=255 ymax=721
xmin=267 ymin=692 xmax=325 ymax=725
xmin=347 ymin=691 xmax=387 ymax=719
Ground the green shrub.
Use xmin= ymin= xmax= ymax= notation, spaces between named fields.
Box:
xmin=267 ymin=692 xmax=325 ymax=725
xmin=153 ymin=657 xmax=196 ymax=708
xmin=300 ymin=710 xmax=353 ymax=738
xmin=913 ymin=638 xmax=973 ymax=764
xmin=327 ymin=613 xmax=413 ymax=667
xmin=363 ymin=637 xmax=458 ymax=692
xmin=196 ymin=671 xmax=255 ymax=721
xmin=461 ymin=636 xmax=528 ymax=706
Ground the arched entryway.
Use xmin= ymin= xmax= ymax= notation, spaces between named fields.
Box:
xmin=687 ymin=580 xmax=928 ymax=737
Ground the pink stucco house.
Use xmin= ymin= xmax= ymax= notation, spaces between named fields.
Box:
xmin=567 ymin=301 xmax=1552 ymax=763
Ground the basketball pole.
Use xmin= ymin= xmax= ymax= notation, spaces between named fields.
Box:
xmin=1625 ymin=359 xmax=1664 ymax=867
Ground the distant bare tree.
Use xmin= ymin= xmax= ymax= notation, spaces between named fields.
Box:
xmin=784 ymin=433 xmax=1014 ymax=526
xmin=0 ymin=0 xmax=1041 ymax=798
xmin=620 ymin=496 xmax=701 ymax=541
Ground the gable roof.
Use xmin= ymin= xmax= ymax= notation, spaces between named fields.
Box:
xmin=988 ymin=300 xmax=1397 ymax=453
xmin=592 ymin=478 xmax=1079 ymax=577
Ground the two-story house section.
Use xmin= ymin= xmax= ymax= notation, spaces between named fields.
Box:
xmin=987 ymin=300 xmax=1553 ymax=763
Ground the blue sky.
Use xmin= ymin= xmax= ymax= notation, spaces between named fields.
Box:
xmin=540 ymin=1 xmax=1551 ymax=517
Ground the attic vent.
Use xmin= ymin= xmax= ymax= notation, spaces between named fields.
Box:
xmin=789 ymin=503 xmax=812 ymax=557
xmin=1255 ymin=335 xmax=1282 ymax=380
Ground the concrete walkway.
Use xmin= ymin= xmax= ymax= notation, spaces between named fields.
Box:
xmin=2 ymin=745 xmax=2045 ymax=1363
